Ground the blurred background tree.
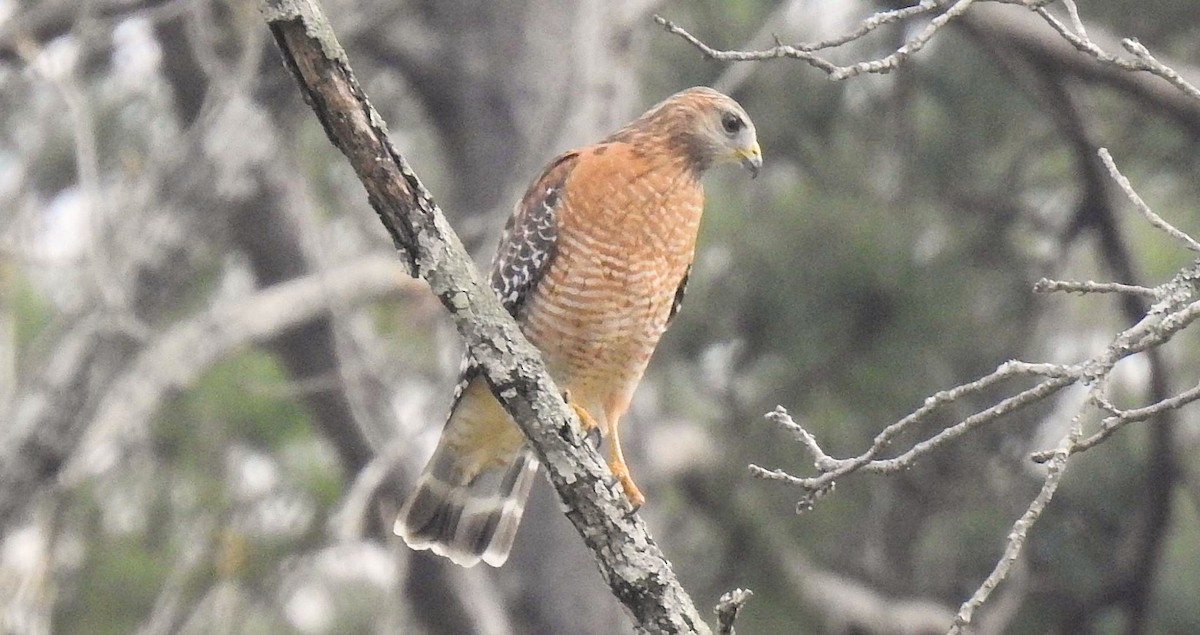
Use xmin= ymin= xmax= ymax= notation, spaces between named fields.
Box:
xmin=2 ymin=0 xmax=1200 ymax=633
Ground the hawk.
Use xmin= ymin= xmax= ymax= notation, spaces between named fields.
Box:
xmin=395 ymin=87 xmax=762 ymax=567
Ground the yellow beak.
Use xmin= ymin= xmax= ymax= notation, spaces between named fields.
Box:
xmin=737 ymin=142 xmax=763 ymax=178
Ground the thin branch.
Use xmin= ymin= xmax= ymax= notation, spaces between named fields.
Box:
xmin=801 ymin=0 xmax=946 ymax=52
xmin=1032 ymin=378 xmax=1200 ymax=463
xmin=258 ymin=1 xmax=714 ymax=631
xmin=865 ymin=375 xmax=1073 ymax=472
xmin=1061 ymin=0 xmax=1088 ymax=41
xmin=1032 ymin=278 xmax=1158 ymax=298
xmin=658 ymin=0 xmax=1200 ymax=111
xmin=751 ymin=361 xmax=1075 ymax=508
xmin=1034 ymin=7 xmax=1200 ymax=102
xmin=754 ymin=178 xmax=1200 ymax=631
xmin=1097 ymin=147 xmax=1200 ymax=253
xmin=758 ymin=277 xmax=1200 ymax=507
xmin=824 ymin=0 xmax=980 ymax=80
xmin=657 ymin=0 xmax=1024 ymax=81
xmin=653 ymin=14 xmax=839 ymax=75
xmin=712 ymin=0 xmax=950 ymax=94
xmin=764 ymin=406 xmax=836 ymax=472
xmin=949 ymin=407 xmax=1084 ymax=633
xmin=1120 ymin=38 xmax=1200 ymax=101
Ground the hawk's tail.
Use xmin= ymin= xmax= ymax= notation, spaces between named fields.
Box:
xmin=394 ymin=440 xmax=540 ymax=568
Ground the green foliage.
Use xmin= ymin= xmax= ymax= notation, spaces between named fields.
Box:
xmin=1151 ymin=496 xmax=1200 ymax=634
xmin=5 ymin=267 xmax=54 ymax=356
xmin=163 ymin=350 xmax=317 ymax=453
xmin=53 ymin=350 xmax=344 ymax=631
xmin=56 ymin=536 xmax=173 ymax=635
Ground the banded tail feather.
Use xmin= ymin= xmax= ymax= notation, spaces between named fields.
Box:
xmin=394 ymin=439 xmax=540 ymax=568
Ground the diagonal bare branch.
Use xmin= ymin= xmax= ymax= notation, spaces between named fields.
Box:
xmin=257 ymin=0 xmax=718 ymax=631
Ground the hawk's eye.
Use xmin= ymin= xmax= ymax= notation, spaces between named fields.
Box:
xmin=721 ymin=112 xmax=744 ymax=135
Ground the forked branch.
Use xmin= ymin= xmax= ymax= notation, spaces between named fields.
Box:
xmin=759 ymin=149 xmax=1200 ymax=630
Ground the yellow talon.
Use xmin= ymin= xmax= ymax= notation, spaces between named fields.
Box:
xmin=563 ymin=390 xmax=600 ymax=432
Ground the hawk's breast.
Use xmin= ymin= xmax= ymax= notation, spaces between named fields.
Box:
xmin=520 ymin=146 xmax=703 ymax=399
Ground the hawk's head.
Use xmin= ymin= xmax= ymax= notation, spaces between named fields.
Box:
xmin=612 ymin=86 xmax=762 ymax=178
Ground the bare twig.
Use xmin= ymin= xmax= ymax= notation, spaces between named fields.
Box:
xmin=656 ymin=0 xmax=1034 ymax=81
xmin=1034 ymin=7 xmax=1200 ymax=102
xmin=752 ymin=361 xmax=1075 ymax=509
xmin=653 ymin=14 xmax=839 ymax=75
xmin=764 ymin=406 xmax=836 ymax=472
xmin=685 ymin=0 xmax=956 ymax=94
xmin=759 ymin=272 xmax=1200 ymax=508
xmin=1061 ymin=0 xmax=1087 ymax=41
xmin=1032 ymin=278 xmax=1158 ymax=298
xmin=754 ymin=146 xmax=1200 ymax=630
xmin=1032 ymin=378 xmax=1200 ymax=463
xmin=801 ymin=0 xmax=945 ymax=52
xmin=1097 ymin=147 xmax=1200 ymax=253
xmin=659 ymin=0 xmax=1200 ymax=108
xmin=822 ymin=0 xmax=980 ymax=80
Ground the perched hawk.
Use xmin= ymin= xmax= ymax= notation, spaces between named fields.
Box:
xmin=395 ymin=87 xmax=762 ymax=567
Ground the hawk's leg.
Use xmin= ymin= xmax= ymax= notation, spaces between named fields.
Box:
xmin=607 ymin=417 xmax=645 ymax=510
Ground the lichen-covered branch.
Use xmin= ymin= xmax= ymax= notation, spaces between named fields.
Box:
xmin=256 ymin=0 xmax=716 ymax=631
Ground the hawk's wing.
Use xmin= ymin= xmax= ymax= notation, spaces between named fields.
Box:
xmin=667 ymin=263 xmax=691 ymax=324
xmin=449 ymin=150 xmax=581 ymax=405
xmin=490 ymin=150 xmax=580 ymax=317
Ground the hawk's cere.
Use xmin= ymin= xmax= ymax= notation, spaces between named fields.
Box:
xmin=395 ymin=87 xmax=762 ymax=567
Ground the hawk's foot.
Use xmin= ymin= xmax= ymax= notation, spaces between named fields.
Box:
xmin=609 ymin=458 xmax=645 ymax=511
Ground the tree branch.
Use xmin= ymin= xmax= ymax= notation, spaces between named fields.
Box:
xmin=63 ymin=255 xmax=414 ymax=481
xmin=257 ymin=0 xmax=715 ymax=631
xmin=655 ymin=0 xmax=1026 ymax=81
xmin=960 ymin=4 xmax=1200 ymax=137
xmin=1032 ymin=2 xmax=1200 ymax=102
